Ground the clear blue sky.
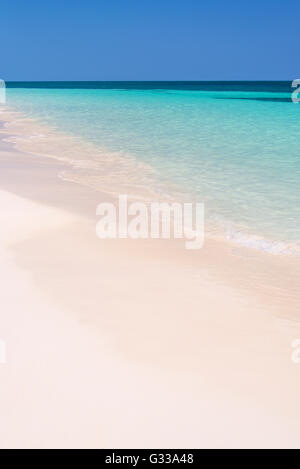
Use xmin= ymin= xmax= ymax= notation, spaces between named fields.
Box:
xmin=1 ymin=0 xmax=299 ymax=81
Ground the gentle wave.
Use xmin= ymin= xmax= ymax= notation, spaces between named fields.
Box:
xmin=4 ymin=83 xmax=300 ymax=255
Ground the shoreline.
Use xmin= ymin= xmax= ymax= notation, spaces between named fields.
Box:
xmin=2 ymin=105 xmax=300 ymax=257
xmin=0 ymin=106 xmax=299 ymax=315
xmin=0 ymin=108 xmax=300 ymax=448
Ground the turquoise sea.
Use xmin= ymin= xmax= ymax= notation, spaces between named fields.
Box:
xmin=6 ymin=82 xmax=300 ymax=254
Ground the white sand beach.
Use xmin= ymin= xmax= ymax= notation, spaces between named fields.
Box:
xmin=0 ymin=111 xmax=300 ymax=449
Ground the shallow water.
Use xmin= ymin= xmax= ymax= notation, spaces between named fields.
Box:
xmin=5 ymin=82 xmax=300 ymax=254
